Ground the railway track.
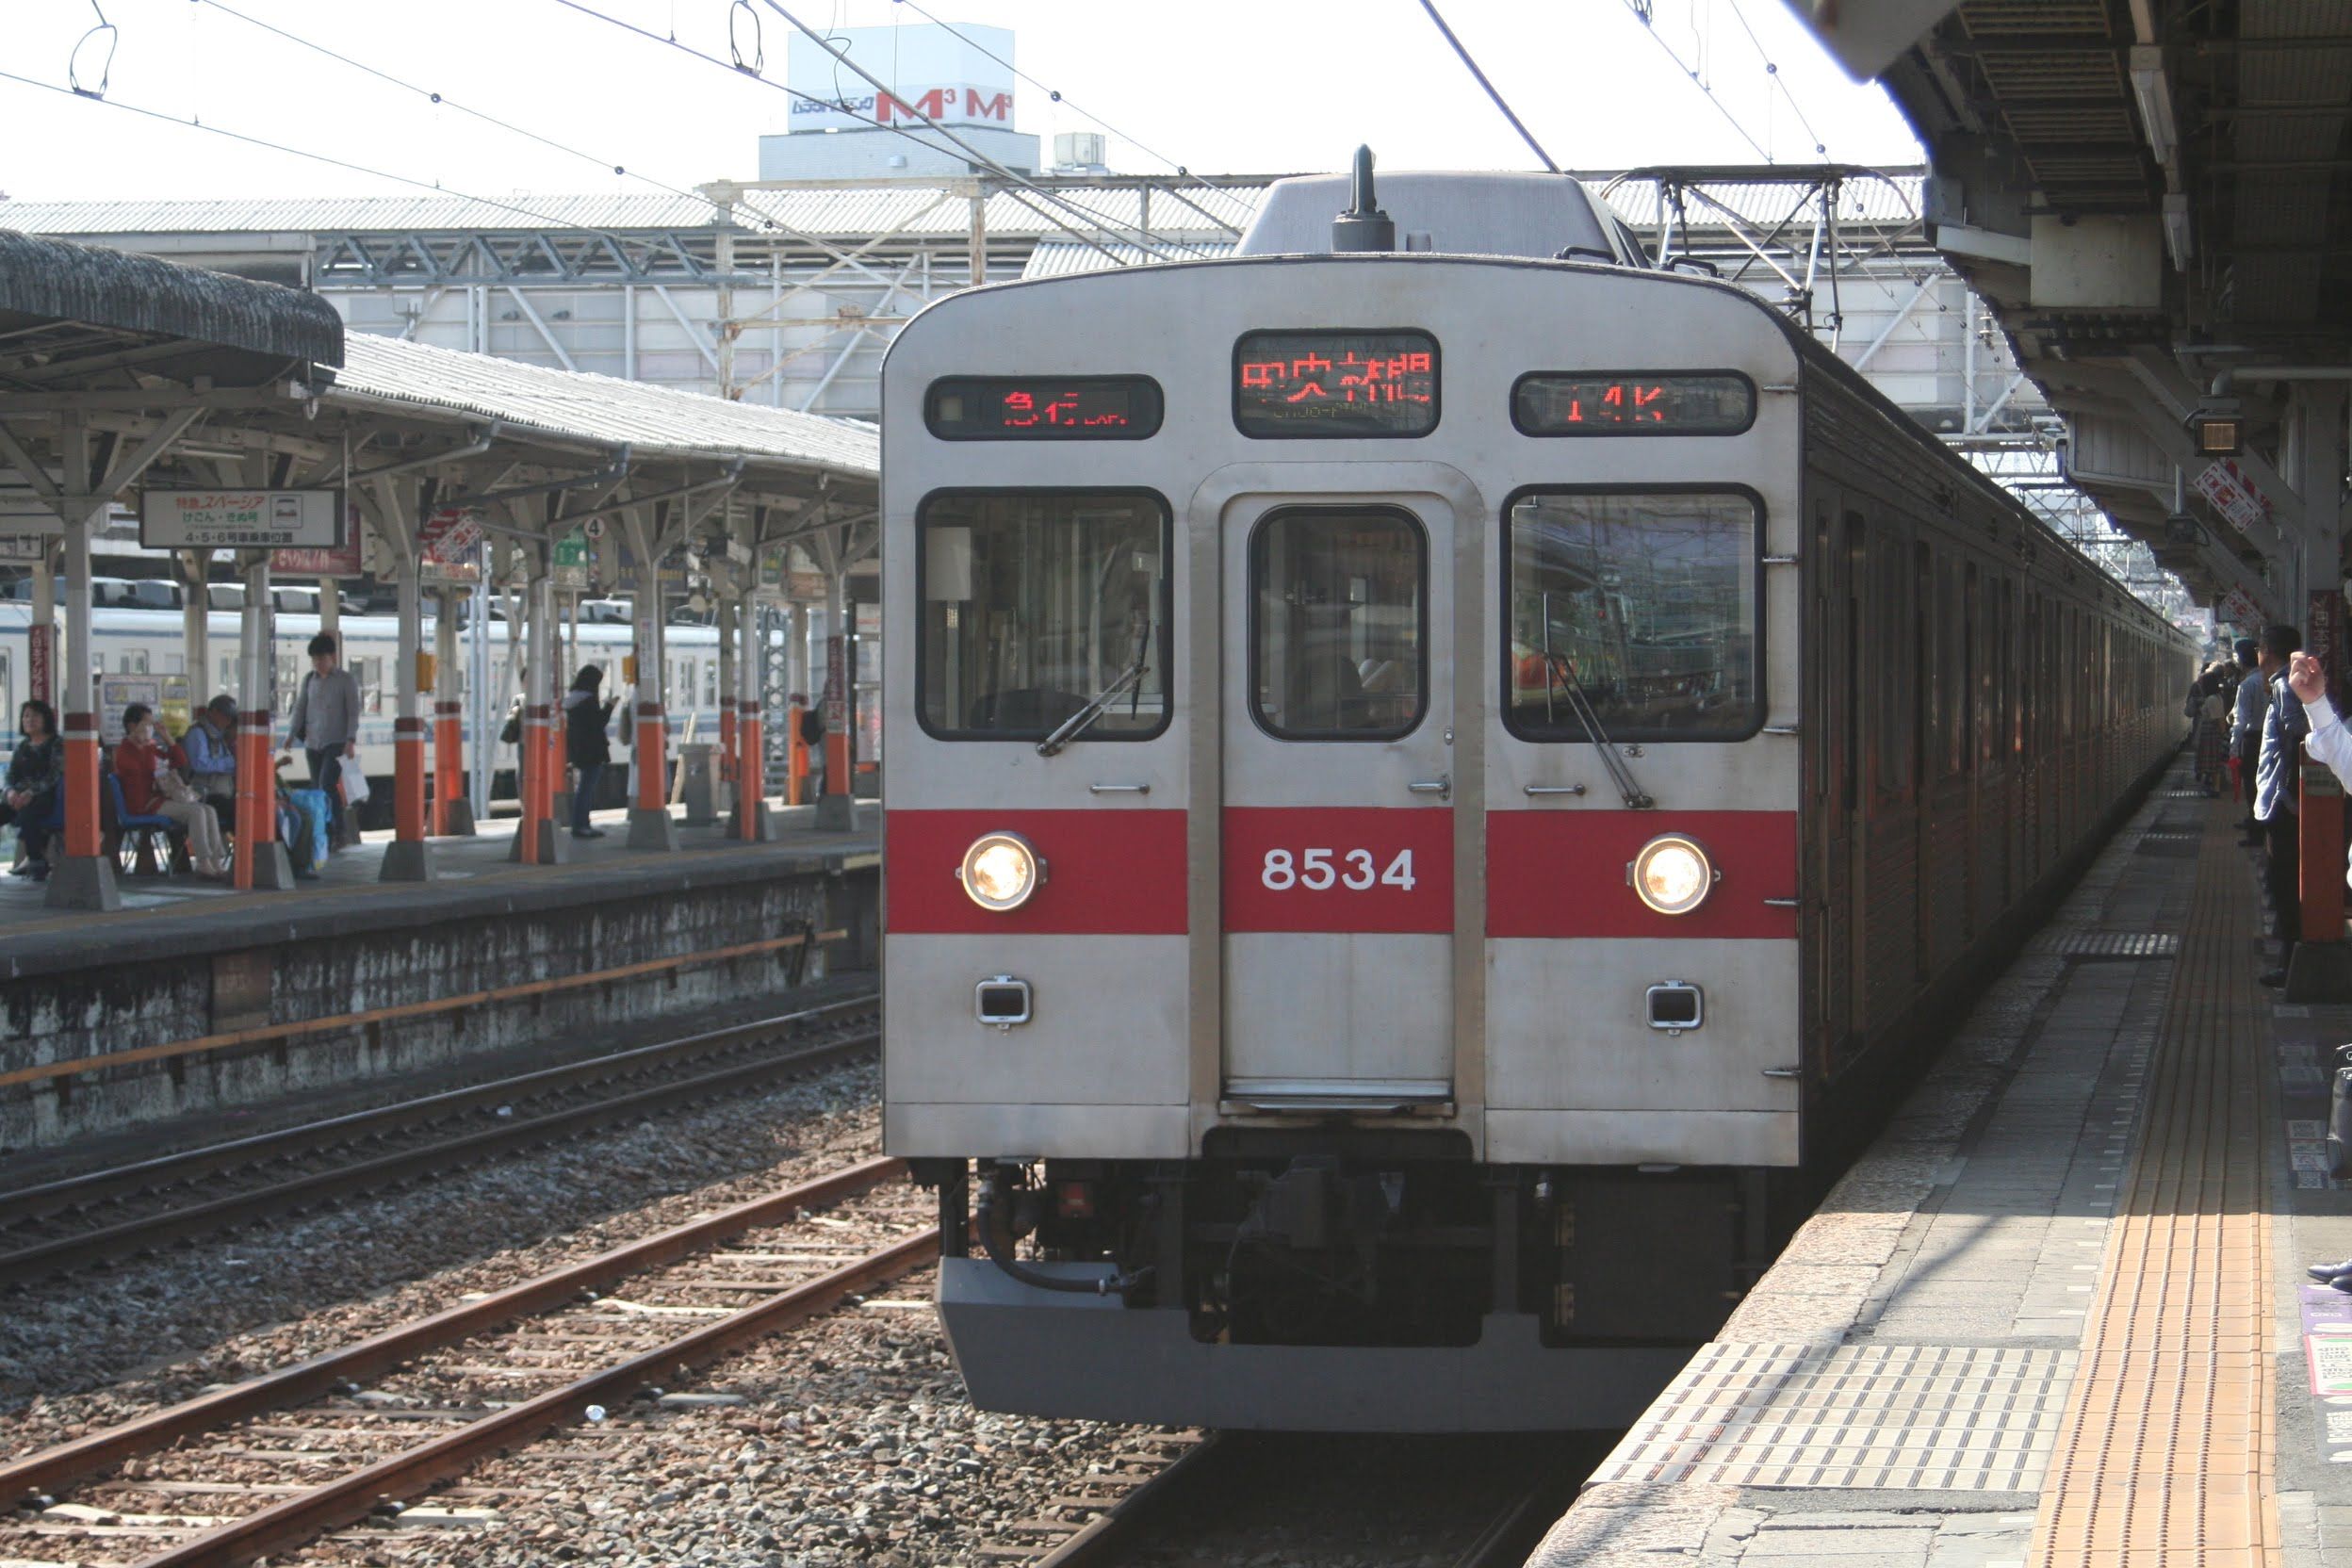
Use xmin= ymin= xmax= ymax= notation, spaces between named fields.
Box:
xmin=0 ymin=993 xmax=879 ymax=1287
xmin=1008 ymin=1431 xmax=1601 ymax=1568
xmin=0 ymin=1156 xmax=934 ymax=1568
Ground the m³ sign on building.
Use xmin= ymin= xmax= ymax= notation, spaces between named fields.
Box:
xmin=139 ymin=488 xmax=347 ymax=549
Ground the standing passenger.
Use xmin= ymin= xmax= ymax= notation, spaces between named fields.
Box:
xmin=563 ymin=664 xmax=616 ymax=840
xmin=2232 ymin=637 xmax=2267 ymax=842
xmin=2255 ymin=623 xmax=2308 ymax=988
xmin=285 ymin=632 xmax=361 ymax=851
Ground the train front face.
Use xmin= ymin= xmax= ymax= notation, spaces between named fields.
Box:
xmin=881 ymin=239 xmax=1805 ymax=1432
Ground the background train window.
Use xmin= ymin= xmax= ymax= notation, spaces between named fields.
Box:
xmin=916 ymin=490 xmax=1169 ymax=742
xmin=1250 ymin=507 xmax=1426 ymax=740
xmin=1504 ymin=488 xmax=1759 ymax=743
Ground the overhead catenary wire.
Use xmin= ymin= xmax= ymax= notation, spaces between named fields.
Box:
xmin=1723 ymin=0 xmax=1831 ymax=157
xmin=1617 ymin=0 xmax=1774 ymax=163
xmin=754 ymin=0 xmax=1185 ymax=263
xmin=1414 ymin=0 xmax=1559 ymax=173
xmin=550 ymin=0 xmax=1184 ymax=269
xmin=0 ymin=66 xmax=664 ymax=246
xmin=183 ymin=0 xmax=880 ymax=275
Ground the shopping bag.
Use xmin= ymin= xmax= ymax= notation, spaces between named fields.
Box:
xmin=288 ymin=788 xmax=332 ymax=867
xmin=340 ymin=767 xmax=371 ymax=808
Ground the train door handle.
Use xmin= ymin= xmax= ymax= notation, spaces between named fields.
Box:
xmin=1088 ymin=782 xmax=1151 ymax=795
xmin=1408 ymin=775 xmax=1452 ymax=802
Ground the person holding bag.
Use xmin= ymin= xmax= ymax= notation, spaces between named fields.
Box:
xmin=117 ymin=703 xmax=229 ymax=878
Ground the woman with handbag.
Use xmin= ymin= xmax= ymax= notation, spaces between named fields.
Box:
xmin=117 ymin=702 xmax=230 ymax=878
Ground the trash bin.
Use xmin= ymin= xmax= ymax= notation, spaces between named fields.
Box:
xmin=680 ymin=743 xmax=718 ymax=825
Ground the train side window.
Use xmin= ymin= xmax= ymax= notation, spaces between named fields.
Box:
xmin=915 ymin=489 xmax=1170 ymax=743
xmin=1504 ymin=487 xmax=1761 ymax=743
xmin=1252 ymin=507 xmax=1425 ymax=740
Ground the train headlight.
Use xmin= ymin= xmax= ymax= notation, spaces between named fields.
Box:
xmin=1630 ymin=835 xmax=1716 ymax=916
xmin=956 ymin=832 xmax=1044 ymax=911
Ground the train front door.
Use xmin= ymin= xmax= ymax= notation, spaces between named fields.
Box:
xmin=1219 ymin=496 xmax=1458 ymax=1107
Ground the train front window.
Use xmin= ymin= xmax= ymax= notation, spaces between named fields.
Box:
xmin=917 ymin=491 xmax=1169 ymax=742
xmin=1505 ymin=489 xmax=1760 ymax=743
xmin=1250 ymin=508 xmax=1426 ymax=740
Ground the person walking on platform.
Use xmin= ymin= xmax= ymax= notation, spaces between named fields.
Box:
xmin=2232 ymin=637 xmax=2268 ymax=841
xmin=563 ymin=664 xmax=617 ymax=841
xmin=285 ymin=632 xmax=360 ymax=852
xmin=2255 ymin=623 xmax=2309 ymax=988
xmin=2 ymin=698 xmax=61 ymax=879
xmin=181 ymin=694 xmax=237 ymax=838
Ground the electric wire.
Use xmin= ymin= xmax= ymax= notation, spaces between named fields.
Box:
xmin=1723 ymin=0 xmax=1830 ymax=157
xmin=755 ymin=0 xmax=1184 ymax=262
xmin=0 ymin=66 xmax=654 ymax=243
xmin=1415 ymin=0 xmax=1559 ymax=173
xmin=883 ymin=0 xmax=1246 ymax=235
xmin=185 ymin=0 xmax=874 ymax=272
xmin=1617 ymin=0 xmax=1774 ymax=163
xmin=552 ymin=0 xmax=1180 ymax=266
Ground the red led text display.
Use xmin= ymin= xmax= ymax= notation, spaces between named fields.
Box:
xmin=1233 ymin=330 xmax=1439 ymax=438
xmin=926 ymin=376 xmax=1163 ymax=441
xmin=1513 ymin=372 xmax=1755 ymax=436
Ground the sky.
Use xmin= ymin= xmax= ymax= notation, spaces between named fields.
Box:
xmin=0 ymin=0 xmax=1923 ymax=205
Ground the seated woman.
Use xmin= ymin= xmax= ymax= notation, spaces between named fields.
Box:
xmin=2 ymin=699 xmax=61 ymax=880
xmin=116 ymin=702 xmax=230 ymax=879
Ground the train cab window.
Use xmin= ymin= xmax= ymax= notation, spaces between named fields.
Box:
xmin=1503 ymin=489 xmax=1760 ymax=743
xmin=916 ymin=491 xmax=1169 ymax=742
xmin=1250 ymin=508 xmax=1426 ymax=740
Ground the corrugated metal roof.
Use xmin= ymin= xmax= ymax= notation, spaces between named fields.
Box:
xmin=1020 ymin=240 xmax=1236 ymax=279
xmin=0 ymin=228 xmax=344 ymax=366
xmin=327 ymin=334 xmax=875 ymax=476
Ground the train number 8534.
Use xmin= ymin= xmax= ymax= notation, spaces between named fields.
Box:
xmin=1260 ymin=847 xmax=1419 ymax=892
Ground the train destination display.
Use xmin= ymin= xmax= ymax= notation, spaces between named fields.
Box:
xmin=1513 ymin=372 xmax=1755 ymax=434
xmin=925 ymin=376 xmax=1162 ymax=439
xmin=139 ymin=488 xmax=348 ymax=549
xmin=1233 ymin=330 xmax=1439 ymax=437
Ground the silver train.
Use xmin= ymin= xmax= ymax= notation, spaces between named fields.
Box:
xmin=880 ymin=160 xmax=2194 ymax=1431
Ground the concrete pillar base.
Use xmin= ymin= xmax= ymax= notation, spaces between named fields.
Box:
xmin=379 ymin=840 xmax=436 ymax=883
xmin=43 ymin=855 xmax=120 ymax=911
xmin=731 ymin=797 xmax=776 ymax=842
xmin=628 ymin=806 xmax=680 ymax=852
xmin=2288 ymin=941 xmax=2352 ymax=1004
xmin=441 ymin=797 xmax=477 ymax=837
xmin=253 ymin=843 xmax=298 ymax=889
xmin=505 ymin=820 xmax=575 ymax=864
xmin=815 ymin=793 xmax=857 ymax=831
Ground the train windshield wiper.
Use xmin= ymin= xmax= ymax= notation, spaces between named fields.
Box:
xmin=1037 ymin=650 xmax=1150 ymax=758
xmin=1542 ymin=603 xmax=1654 ymax=809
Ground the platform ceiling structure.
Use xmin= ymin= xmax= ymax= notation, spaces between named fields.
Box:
xmin=0 ymin=230 xmax=876 ymax=909
xmin=1823 ymin=0 xmax=2352 ymax=626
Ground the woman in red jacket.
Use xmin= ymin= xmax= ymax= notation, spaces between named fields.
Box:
xmin=116 ymin=702 xmax=229 ymax=878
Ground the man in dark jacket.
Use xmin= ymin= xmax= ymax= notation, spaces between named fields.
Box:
xmin=563 ymin=665 xmax=618 ymax=840
xmin=2256 ymin=622 xmax=2309 ymax=987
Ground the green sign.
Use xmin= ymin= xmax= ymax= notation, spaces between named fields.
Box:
xmin=553 ymin=529 xmax=591 ymax=592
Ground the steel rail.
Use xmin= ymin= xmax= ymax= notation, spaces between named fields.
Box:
xmin=1027 ymin=1435 xmax=1231 ymax=1567
xmin=0 ymin=1156 xmax=914 ymax=1506
xmin=0 ymin=992 xmax=876 ymax=1222
xmin=136 ymin=1226 xmax=940 ymax=1568
xmin=0 ymin=1017 xmax=878 ymax=1286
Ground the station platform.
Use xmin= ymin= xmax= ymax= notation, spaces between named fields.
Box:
xmin=1530 ymin=768 xmax=2352 ymax=1568
xmin=0 ymin=799 xmax=879 ymax=1153
xmin=0 ymin=798 xmax=878 ymax=981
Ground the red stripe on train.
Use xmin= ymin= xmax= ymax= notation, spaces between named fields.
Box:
xmin=886 ymin=808 xmax=1187 ymax=935
xmin=1486 ymin=809 xmax=1799 ymax=939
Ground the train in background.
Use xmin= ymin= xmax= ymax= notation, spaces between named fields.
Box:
xmin=879 ymin=156 xmax=2194 ymax=1431
xmin=0 ymin=599 xmax=878 ymax=813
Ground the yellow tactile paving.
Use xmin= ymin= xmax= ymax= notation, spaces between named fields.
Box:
xmin=2030 ymin=796 xmax=2280 ymax=1568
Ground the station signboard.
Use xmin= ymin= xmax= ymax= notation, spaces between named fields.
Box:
xmin=0 ymin=530 xmax=52 ymax=563
xmin=2196 ymin=461 xmax=2271 ymax=535
xmin=271 ymin=543 xmax=365 ymax=578
xmin=139 ymin=488 xmax=347 ymax=550
xmin=553 ymin=529 xmax=592 ymax=593
xmin=418 ymin=507 xmax=484 ymax=584
xmin=98 ymin=673 xmax=192 ymax=745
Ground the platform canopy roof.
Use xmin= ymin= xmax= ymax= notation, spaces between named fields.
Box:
xmin=0 ymin=230 xmax=876 ymax=575
xmin=1831 ymin=0 xmax=2352 ymax=621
